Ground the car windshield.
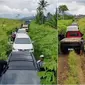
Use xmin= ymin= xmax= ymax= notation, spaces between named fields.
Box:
xmin=70 ymin=33 xmax=79 ymax=37
xmin=18 ymin=30 xmax=26 ymax=33
xmin=15 ymin=38 xmax=31 ymax=44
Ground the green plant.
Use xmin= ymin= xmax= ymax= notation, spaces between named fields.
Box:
xmin=58 ymin=20 xmax=73 ymax=35
xmin=78 ymin=17 xmax=85 ymax=39
xmin=64 ymin=51 xmax=79 ymax=84
xmin=0 ymin=18 xmax=22 ymax=60
xmin=29 ymin=21 xmax=57 ymax=84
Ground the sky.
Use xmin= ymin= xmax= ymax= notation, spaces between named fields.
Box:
xmin=0 ymin=0 xmax=57 ymax=18
xmin=58 ymin=0 xmax=85 ymax=15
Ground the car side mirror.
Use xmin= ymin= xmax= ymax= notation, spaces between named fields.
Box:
xmin=0 ymin=60 xmax=8 ymax=75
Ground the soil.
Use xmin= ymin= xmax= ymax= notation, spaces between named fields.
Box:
xmin=58 ymin=53 xmax=85 ymax=84
xmin=58 ymin=54 xmax=69 ymax=84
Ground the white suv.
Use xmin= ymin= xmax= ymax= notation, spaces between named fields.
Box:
xmin=13 ymin=33 xmax=34 ymax=52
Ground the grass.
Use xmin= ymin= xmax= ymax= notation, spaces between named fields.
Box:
xmin=64 ymin=51 xmax=79 ymax=84
xmin=58 ymin=20 xmax=73 ymax=35
xmin=29 ymin=21 xmax=57 ymax=84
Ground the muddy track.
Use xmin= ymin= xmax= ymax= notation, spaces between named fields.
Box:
xmin=79 ymin=54 xmax=85 ymax=84
xmin=58 ymin=54 xmax=69 ymax=84
xmin=58 ymin=53 xmax=85 ymax=84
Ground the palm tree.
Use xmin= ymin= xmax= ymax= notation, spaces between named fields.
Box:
xmin=58 ymin=5 xmax=68 ymax=19
xmin=36 ymin=0 xmax=49 ymax=24
xmin=47 ymin=8 xmax=57 ymax=29
xmin=36 ymin=6 xmax=43 ymax=24
xmin=38 ymin=0 xmax=49 ymax=10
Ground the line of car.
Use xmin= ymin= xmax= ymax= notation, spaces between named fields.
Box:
xmin=0 ymin=23 xmax=41 ymax=84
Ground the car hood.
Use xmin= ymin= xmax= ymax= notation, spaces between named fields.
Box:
xmin=0 ymin=70 xmax=40 ymax=84
xmin=13 ymin=44 xmax=33 ymax=50
xmin=61 ymin=38 xmax=82 ymax=43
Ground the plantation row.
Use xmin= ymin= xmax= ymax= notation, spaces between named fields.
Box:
xmin=58 ymin=20 xmax=73 ymax=35
xmin=29 ymin=21 xmax=57 ymax=84
xmin=78 ymin=18 xmax=85 ymax=39
xmin=0 ymin=18 xmax=22 ymax=60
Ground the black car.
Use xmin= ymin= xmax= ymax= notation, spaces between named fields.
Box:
xmin=0 ymin=51 xmax=40 ymax=84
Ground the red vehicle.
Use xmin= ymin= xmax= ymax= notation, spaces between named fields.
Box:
xmin=60 ymin=26 xmax=84 ymax=54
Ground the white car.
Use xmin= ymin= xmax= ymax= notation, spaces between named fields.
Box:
xmin=22 ymin=24 xmax=28 ymax=28
xmin=13 ymin=33 xmax=34 ymax=52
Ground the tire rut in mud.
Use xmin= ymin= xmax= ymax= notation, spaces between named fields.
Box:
xmin=58 ymin=54 xmax=69 ymax=84
xmin=79 ymin=54 xmax=85 ymax=83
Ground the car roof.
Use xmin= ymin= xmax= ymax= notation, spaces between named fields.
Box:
xmin=16 ymin=33 xmax=30 ymax=38
xmin=8 ymin=61 xmax=36 ymax=70
xmin=8 ymin=51 xmax=33 ymax=62
xmin=22 ymin=25 xmax=28 ymax=27
xmin=0 ymin=70 xmax=40 ymax=84
xmin=8 ymin=51 xmax=37 ymax=70
xmin=67 ymin=26 xmax=79 ymax=31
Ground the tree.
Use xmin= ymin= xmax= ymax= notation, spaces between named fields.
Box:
xmin=36 ymin=6 xmax=44 ymax=24
xmin=47 ymin=12 xmax=52 ymax=20
xmin=58 ymin=5 xmax=68 ymax=19
xmin=16 ymin=14 xmax=20 ymax=19
xmin=47 ymin=8 xmax=57 ymax=29
xmin=36 ymin=0 xmax=49 ymax=24
xmin=38 ymin=0 xmax=48 ymax=10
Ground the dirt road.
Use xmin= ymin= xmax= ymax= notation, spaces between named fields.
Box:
xmin=58 ymin=53 xmax=85 ymax=84
xmin=58 ymin=54 xmax=69 ymax=84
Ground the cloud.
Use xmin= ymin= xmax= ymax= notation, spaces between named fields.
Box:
xmin=58 ymin=0 xmax=85 ymax=15
xmin=0 ymin=0 xmax=57 ymax=18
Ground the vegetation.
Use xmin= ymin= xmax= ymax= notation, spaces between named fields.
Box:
xmin=64 ymin=51 xmax=79 ymax=84
xmin=58 ymin=20 xmax=73 ymax=35
xmin=46 ymin=8 xmax=57 ymax=29
xmin=0 ymin=18 xmax=22 ymax=60
xmin=36 ymin=0 xmax=49 ymax=24
xmin=58 ymin=5 xmax=69 ymax=20
xmin=78 ymin=17 xmax=85 ymax=39
xmin=58 ymin=14 xmax=74 ymax=20
xmin=29 ymin=21 xmax=57 ymax=84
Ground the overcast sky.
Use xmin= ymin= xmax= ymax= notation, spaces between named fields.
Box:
xmin=58 ymin=0 xmax=85 ymax=15
xmin=0 ymin=0 xmax=57 ymax=18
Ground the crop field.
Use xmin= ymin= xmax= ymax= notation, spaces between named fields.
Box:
xmin=0 ymin=18 xmax=22 ymax=60
xmin=58 ymin=20 xmax=73 ymax=35
xmin=58 ymin=18 xmax=85 ymax=84
xmin=29 ymin=21 xmax=57 ymax=84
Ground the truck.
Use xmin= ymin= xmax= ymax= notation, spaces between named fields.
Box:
xmin=60 ymin=26 xmax=84 ymax=54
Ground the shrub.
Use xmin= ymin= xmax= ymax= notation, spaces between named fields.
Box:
xmin=29 ymin=21 xmax=57 ymax=84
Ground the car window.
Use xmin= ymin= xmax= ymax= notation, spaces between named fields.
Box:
xmin=70 ymin=33 xmax=79 ymax=36
xmin=15 ymin=38 xmax=31 ymax=44
xmin=18 ymin=30 xmax=26 ymax=33
xmin=8 ymin=61 xmax=36 ymax=70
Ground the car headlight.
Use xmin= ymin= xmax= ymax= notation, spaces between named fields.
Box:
xmin=12 ymin=48 xmax=18 ymax=51
xmin=12 ymin=48 xmax=15 ymax=50
xmin=29 ymin=49 xmax=34 ymax=52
